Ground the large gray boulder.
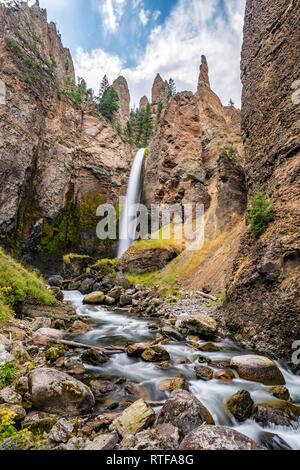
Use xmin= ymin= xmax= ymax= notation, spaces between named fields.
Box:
xmin=156 ymin=390 xmax=214 ymax=438
xmin=30 ymin=368 xmax=95 ymax=416
xmin=179 ymin=425 xmax=263 ymax=450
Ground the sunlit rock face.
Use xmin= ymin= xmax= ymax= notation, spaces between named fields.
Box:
xmin=0 ymin=2 xmax=131 ymax=268
xmin=112 ymin=75 xmax=131 ymax=127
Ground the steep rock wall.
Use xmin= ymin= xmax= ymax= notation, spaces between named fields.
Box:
xmin=219 ymin=0 xmax=300 ymax=366
xmin=0 ymin=2 xmax=131 ymax=271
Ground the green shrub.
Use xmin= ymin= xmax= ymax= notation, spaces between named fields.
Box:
xmin=249 ymin=188 xmax=274 ymax=237
xmin=0 ymin=362 xmax=16 ymax=390
xmin=5 ymin=37 xmax=21 ymax=54
xmin=99 ymin=87 xmax=120 ymax=123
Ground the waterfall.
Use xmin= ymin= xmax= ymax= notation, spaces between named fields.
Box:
xmin=117 ymin=148 xmax=146 ymax=258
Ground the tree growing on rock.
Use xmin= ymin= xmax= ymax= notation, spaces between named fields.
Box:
xmin=168 ymin=78 xmax=176 ymax=98
xmin=99 ymin=75 xmax=110 ymax=99
xmin=99 ymin=87 xmax=120 ymax=123
xmin=249 ymin=188 xmax=274 ymax=237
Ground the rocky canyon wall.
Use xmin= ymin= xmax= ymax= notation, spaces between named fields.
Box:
xmin=0 ymin=2 xmax=131 ymax=271
xmin=144 ymin=58 xmax=247 ymax=294
xmin=218 ymin=0 xmax=300 ymax=366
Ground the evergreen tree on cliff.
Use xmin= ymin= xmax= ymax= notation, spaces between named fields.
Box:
xmin=99 ymin=75 xmax=110 ymax=99
xmin=99 ymin=88 xmax=119 ymax=123
xmin=168 ymin=78 xmax=176 ymax=98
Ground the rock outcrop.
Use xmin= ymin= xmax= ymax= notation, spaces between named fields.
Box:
xmin=139 ymin=95 xmax=149 ymax=110
xmin=112 ymin=75 xmax=130 ymax=127
xmin=151 ymin=73 xmax=169 ymax=108
xmin=0 ymin=2 xmax=131 ymax=271
xmin=144 ymin=57 xmax=246 ymax=294
xmin=218 ymin=0 xmax=300 ymax=365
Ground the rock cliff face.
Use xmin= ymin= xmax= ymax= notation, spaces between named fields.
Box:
xmin=219 ymin=0 xmax=300 ymax=365
xmin=151 ymin=73 xmax=169 ymax=109
xmin=144 ymin=58 xmax=246 ymax=293
xmin=112 ymin=75 xmax=130 ymax=127
xmin=0 ymin=2 xmax=131 ymax=271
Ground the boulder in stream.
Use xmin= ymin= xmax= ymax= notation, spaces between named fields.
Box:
xmin=159 ymin=376 xmax=187 ymax=392
xmin=83 ymin=291 xmax=105 ymax=305
xmin=179 ymin=425 xmax=263 ymax=450
xmin=230 ymin=355 xmax=285 ymax=385
xmin=156 ymin=390 xmax=214 ymax=438
xmin=226 ymin=390 xmax=254 ymax=422
xmin=30 ymin=368 xmax=95 ymax=416
xmin=194 ymin=365 xmax=213 ymax=381
xmin=253 ymin=400 xmax=300 ymax=427
xmin=141 ymin=346 xmax=170 ymax=363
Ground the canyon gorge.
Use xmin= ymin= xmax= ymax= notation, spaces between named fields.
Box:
xmin=0 ymin=0 xmax=299 ymax=453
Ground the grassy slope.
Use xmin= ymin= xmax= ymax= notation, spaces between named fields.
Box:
xmin=0 ymin=248 xmax=55 ymax=323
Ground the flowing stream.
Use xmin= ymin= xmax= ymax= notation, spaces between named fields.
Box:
xmin=64 ymin=291 xmax=300 ymax=450
xmin=117 ymin=148 xmax=146 ymax=258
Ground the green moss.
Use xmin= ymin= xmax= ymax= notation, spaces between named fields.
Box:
xmin=0 ymin=248 xmax=55 ymax=321
xmin=205 ymin=292 xmax=225 ymax=310
xmin=130 ymin=238 xmax=182 ymax=253
xmin=79 ymin=193 xmax=107 ymax=231
xmin=63 ymin=253 xmax=90 ymax=266
xmin=0 ymin=362 xmax=16 ymax=390
xmin=37 ymin=199 xmax=80 ymax=255
xmin=87 ymin=258 xmax=117 ymax=277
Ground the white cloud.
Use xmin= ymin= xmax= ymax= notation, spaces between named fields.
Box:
xmin=75 ymin=0 xmax=246 ymax=107
xmin=75 ymin=47 xmax=123 ymax=93
xmin=93 ymin=0 xmax=126 ymax=33
xmin=139 ymin=8 xmax=150 ymax=26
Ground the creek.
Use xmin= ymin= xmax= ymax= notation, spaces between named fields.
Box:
xmin=64 ymin=290 xmax=300 ymax=450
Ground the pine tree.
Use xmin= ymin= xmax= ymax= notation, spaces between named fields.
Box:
xmin=229 ymin=98 xmax=234 ymax=107
xmin=168 ymin=78 xmax=176 ymax=98
xmin=99 ymin=75 xmax=110 ymax=100
xmin=157 ymin=100 xmax=164 ymax=123
xmin=135 ymin=107 xmax=146 ymax=147
xmin=99 ymin=87 xmax=119 ymax=123
xmin=141 ymin=103 xmax=153 ymax=147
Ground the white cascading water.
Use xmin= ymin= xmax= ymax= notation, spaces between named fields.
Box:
xmin=117 ymin=148 xmax=146 ymax=258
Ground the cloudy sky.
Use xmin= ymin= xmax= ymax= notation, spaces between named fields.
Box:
xmin=27 ymin=0 xmax=246 ymax=107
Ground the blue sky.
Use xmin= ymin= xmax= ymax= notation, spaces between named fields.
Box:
xmin=27 ymin=0 xmax=246 ymax=107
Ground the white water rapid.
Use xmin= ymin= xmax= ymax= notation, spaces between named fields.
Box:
xmin=117 ymin=148 xmax=146 ymax=258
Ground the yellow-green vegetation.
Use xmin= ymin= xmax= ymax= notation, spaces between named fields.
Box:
xmin=131 ymin=238 xmax=184 ymax=253
xmin=0 ymin=409 xmax=33 ymax=449
xmin=87 ymin=258 xmax=117 ymax=276
xmin=0 ymin=362 xmax=16 ymax=390
xmin=0 ymin=248 xmax=55 ymax=322
xmin=78 ymin=193 xmax=106 ymax=231
xmin=205 ymin=292 xmax=225 ymax=310
xmin=63 ymin=253 xmax=90 ymax=266
xmin=249 ymin=188 xmax=274 ymax=237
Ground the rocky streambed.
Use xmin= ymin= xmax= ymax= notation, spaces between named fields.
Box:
xmin=1 ymin=287 xmax=300 ymax=451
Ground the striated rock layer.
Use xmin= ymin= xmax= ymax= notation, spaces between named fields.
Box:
xmin=218 ymin=0 xmax=300 ymax=365
xmin=0 ymin=2 xmax=131 ymax=271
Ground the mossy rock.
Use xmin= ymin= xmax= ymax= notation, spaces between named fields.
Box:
xmin=81 ymin=349 xmax=107 ymax=365
xmin=226 ymin=390 xmax=254 ymax=422
xmin=111 ymin=399 xmax=155 ymax=437
xmin=45 ymin=346 xmax=65 ymax=363
xmin=253 ymin=400 xmax=300 ymax=427
xmin=159 ymin=376 xmax=187 ymax=392
xmin=22 ymin=411 xmax=58 ymax=434
xmin=63 ymin=254 xmax=91 ymax=277
xmin=141 ymin=346 xmax=170 ymax=363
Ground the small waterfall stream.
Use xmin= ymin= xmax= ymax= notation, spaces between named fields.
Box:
xmin=117 ymin=148 xmax=146 ymax=258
